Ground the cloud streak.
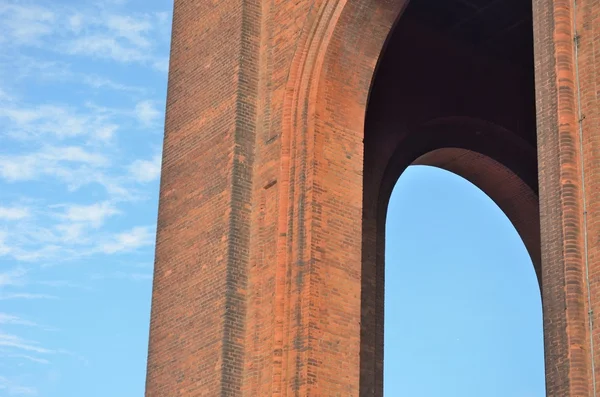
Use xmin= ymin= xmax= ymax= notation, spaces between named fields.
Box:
xmin=0 ymin=313 xmax=38 ymax=327
xmin=0 ymin=207 xmax=30 ymax=221
xmin=56 ymin=201 xmax=120 ymax=228
xmin=0 ymin=2 xmax=170 ymax=71
xmin=0 ymin=332 xmax=55 ymax=354
xmin=0 ymin=376 xmax=38 ymax=396
xmin=99 ymin=226 xmax=155 ymax=254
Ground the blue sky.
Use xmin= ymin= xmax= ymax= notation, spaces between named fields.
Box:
xmin=0 ymin=0 xmax=544 ymax=396
xmin=386 ymin=167 xmax=544 ymax=396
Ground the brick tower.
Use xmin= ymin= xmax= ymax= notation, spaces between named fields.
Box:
xmin=145 ymin=0 xmax=600 ymax=395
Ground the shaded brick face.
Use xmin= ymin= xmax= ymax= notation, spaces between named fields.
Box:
xmin=145 ymin=0 xmax=600 ymax=395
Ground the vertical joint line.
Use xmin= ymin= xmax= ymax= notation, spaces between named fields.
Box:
xmin=572 ymin=1 xmax=597 ymax=395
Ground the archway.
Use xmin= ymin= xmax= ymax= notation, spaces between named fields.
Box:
xmin=357 ymin=0 xmax=541 ymax=393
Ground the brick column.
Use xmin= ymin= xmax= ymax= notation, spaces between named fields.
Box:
xmin=574 ymin=0 xmax=600 ymax=394
xmin=144 ymin=0 xmax=260 ymax=394
xmin=533 ymin=0 xmax=600 ymax=395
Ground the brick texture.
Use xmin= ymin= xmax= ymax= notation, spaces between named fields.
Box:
xmin=145 ymin=0 xmax=600 ymax=395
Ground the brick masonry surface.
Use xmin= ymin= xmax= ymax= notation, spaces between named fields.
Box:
xmin=145 ymin=0 xmax=600 ymax=395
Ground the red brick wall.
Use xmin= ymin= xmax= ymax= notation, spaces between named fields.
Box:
xmin=145 ymin=0 xmax=260 ymax=394
xmin=533 ymin=0 xmax=598 ymax=394
xmin=576 ymin=0 xmax=600 ymax=393
xmin=145 ymin=0 xmax=600 ymax=395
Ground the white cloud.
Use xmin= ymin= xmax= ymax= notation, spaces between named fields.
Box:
xmin=2 ymin=354 xmax=50 ymax=365
xmin=0 ymin=87 xmax=13 ymax=102
xmin=0 ymin=3 xmax=55 ymax=45
xmin=59 ymin=11 xmax=168 ymax=69
xmin=0 ymin=332 xmax=54 ymax=354
xmin=105 ymin=15 xmax=152 ymax=48
xmin=0 ymin=4 xmax=170 ymax=70
xmin=66 ymin=35 xmax=148 ymax=64
xmin=0 ymin=1 xmax=169 ymax=391
xmin=94 ymin=124 xmax=118 ymax=142
xmin=135 ymin=100 xmax=161 ymax=126
xmin=0 ymin=103 xmax=120 ymax=141
xmin=152 ymin=57 xmax=170 ymax=73
xmin=53 ymin=223 xmax=86 ymax=244
xmin=0 ymin=228 xmax=80 ymax=262
xmin=68 ymin=13 xmax=84 ymax=34
xmin=0 ymin=53 xmax=145 ymax=95
xmin=58 ymin=201 xmax=120 ymax=228
xmin=0 ymin=146 xmax=108 ymax=182
xmin=0 ymin=293 xmax=58 ymax=301
xmin=128 ymin=154 xmax=161 ymax=183
xmin=9 ymin=245 xmax=63 ymax=263
xmin=0 ymin=207 xmax=30 ymax=221
xmin=81 ymin=75 xmax=144 ymax=93
xmin=0 ymin=145 xmax=142 ymax=203
xmin=9 ymin=386 xmax=38 ymax=396
xmin=0 ymin=313 xmax=37 ymax=327
xmin=91 ymin=271 xmax=152 ymax=282
xmin=0 ymin=376 xmax=38 ymax=396
xmin=0 ymin=231 xmax=10 ymax=256
xmin=99 ymin=226 xmax=154 ymax=254
xmin=0 ymin=267 xmax=26 ymax=288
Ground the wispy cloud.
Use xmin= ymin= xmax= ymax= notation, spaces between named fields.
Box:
xmin=99 ymin=226 xmax=155 ymax=254
xmin=1 ymin=3 xmax=170 ymax=72
xmin=0 ymin=0 xmax=168 ymax=392
xmin=0 ymin=267 xmax=27 ymax=288
xmin=0 ymin=207 xmax=31 ymax=221
xmin=135 ymin=100 xmax=161 ymax=127
xmin=105 ymin=14 xmax=153 ymax=48
xmin=91 ymin=271 xmax=152 ymax=282
xmin=2 ymin=353 xmax=50 ymax=365
xmin=0 ymin=53 xmax=145 ymax=95
xmin=0 ymin=313 xmax=38 ymax=327
xmin=0 ymin=294 xmax=59 ymax=301
xmin=0 ymin=146 xmax=107 ymax=182
xmin=56 ymin=201 xmax=120 ymax=228
xmin=0 ymin=146 xmax=134 ymax=201
xmin=0 ymin=102 xmax=121 ymax=141
xmin=0 ymin=332 xmax=55 ymax=355
xmin=128 ymin=154 xmax=162 ymax=183
xmin=0 ymin=376 xmax=38 ymax=396
xmin=82 ymin=75 xmax=145 ymax=94
xmin=0 ymin=3 xmax=55 ymax=45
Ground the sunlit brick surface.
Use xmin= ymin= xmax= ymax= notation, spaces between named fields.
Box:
xmin=145 ymin=0 xmax=600 ymax=395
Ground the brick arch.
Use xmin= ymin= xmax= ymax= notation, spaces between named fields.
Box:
xmin=379 ymin=146 xmax=541 ymax=280
xmin=148 ymin=0 xmax=597 ymax=394
xmin=273 ymin=0 xmax=412 ymax=394
xmin=375 ymin=119 xmax=541 ymax=281
xmin=298 ymin=0 xmax=543 ymax=395
xmin=412 ymin=148 xmax=540 ymax=280
xmin=359 ymin=118 xmax=541 ymax=394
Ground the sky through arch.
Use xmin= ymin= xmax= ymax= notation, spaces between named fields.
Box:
xmin=384 ymin=165 xmax=545 ymax=396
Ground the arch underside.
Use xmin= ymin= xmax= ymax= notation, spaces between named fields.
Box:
xmin=356 ymin=0 xmax=540 ymax=394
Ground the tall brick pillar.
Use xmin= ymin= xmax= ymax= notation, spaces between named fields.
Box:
xmin=534 ymin=0 xmax=600 ymax=395
xmin=144 ymin=0 xmax=600 ymax=395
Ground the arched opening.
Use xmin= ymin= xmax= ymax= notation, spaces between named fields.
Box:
xmin=359 ymin=0 xmax=540 ymax=393
xmin=384 ymin=165 xmax=544 ymax=395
